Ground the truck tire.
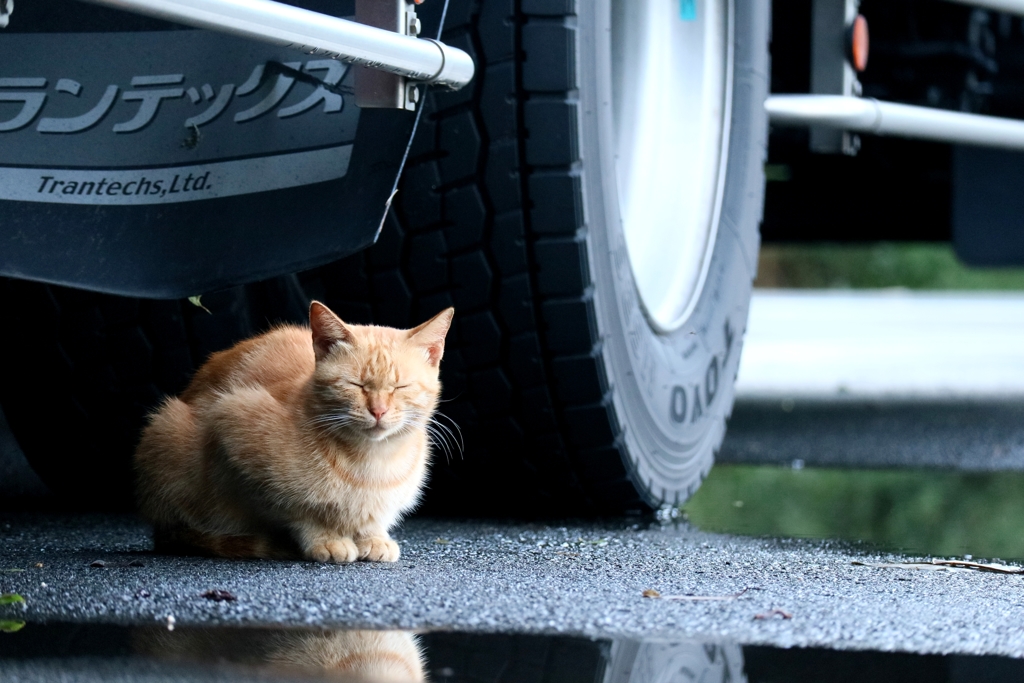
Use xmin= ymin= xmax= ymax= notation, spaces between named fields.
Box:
xmin=317 ymin=0 xmax=769 ymax=514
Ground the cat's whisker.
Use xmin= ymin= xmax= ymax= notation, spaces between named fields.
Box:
xmin=423 ymin=424 xmax=445 ymax=456
xmin=435 ymin=437 xmax=453 ymax=465
xmin=424 ymin=424 xmax=453 ymax=464
xmin=433 ymin=412 xmax=464 ymax=452
xmin=306 ymin=417 xmax=353 ymax=430
xmin=395 ymin=417 xmax=418 ymax=436
xmin=429 ymin=420 xmax=460 ymax=460
xmin=432 ymin=423 xmax=459 ymax=463
xmin=305 ymin=413 xmax=354 ymax=426
xmin=423 ymin=428 xmax=442 ymax=462
xmin=304 ymin=412 xmax=368 ymax=439
xmin=425 ymin=417 xmax=454 ymax=438
xmin=428 ymin=416 xmax=463 ymax=461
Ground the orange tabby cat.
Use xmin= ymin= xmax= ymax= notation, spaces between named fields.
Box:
xmin=134 ymin=301 xmax=453 ymax=563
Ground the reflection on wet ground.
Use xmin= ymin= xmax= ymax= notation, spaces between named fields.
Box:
xmin=1 ymin=623 xmax=1023 ymax=682
xmin=685 ymin=465 xmax=1024 ymax=561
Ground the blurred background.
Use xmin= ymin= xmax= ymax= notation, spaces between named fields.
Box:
xmin=687 ymin=242 xmax=1024 ymax=561
xmin=684 ymin=0 xmax=1024 ymax=562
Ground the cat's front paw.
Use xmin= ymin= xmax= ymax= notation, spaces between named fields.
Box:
xmin=306 ymin=537 xmax=358 ymax=563
xmin=356 ymin=536 xmax=400 ymax=562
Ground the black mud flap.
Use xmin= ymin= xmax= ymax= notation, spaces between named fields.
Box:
xmin=0 ymin=0 xmax=430 ymax=298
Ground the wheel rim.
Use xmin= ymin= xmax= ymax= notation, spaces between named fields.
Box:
xmin=612 ymin=0 xmax=733 ymax=333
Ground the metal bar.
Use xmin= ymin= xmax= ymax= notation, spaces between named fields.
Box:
xmin=766 ymin=95 xmax=1024 ymax=151
xmin=942 ymin=0 xmax=1024 ymax=16
xmin=79 ymin=0 xmax=475 ymax=90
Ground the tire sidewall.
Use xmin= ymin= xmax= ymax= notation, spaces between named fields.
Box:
xmin=578 ymin=0 xmax=769 ymax=507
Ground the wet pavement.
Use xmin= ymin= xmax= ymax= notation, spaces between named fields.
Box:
xmin=2 ymin=514 xmax=1024 ymax=664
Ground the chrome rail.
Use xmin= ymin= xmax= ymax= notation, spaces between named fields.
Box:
xmin=942 ymin=0 xmax=1024 ymax=15
xmin=766 ymin=95 xmax=1024 ymax=151
xmin=79 ymin=0 xmax=475 ymax=90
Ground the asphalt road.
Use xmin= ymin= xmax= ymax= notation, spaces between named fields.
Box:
xmin=2 ymin=514 xmax=1023 ymax=659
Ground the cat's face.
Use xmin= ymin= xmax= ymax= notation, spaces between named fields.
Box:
xmin=308 ymin=302 xmax=453 ymax=443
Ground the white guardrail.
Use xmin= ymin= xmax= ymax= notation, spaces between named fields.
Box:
xmin=944 ymin=0 xmax=1024 ymax=15
xmin=770 ymin=0 xmax=1024 ymax=148
xmin=80 ymin=0 xmax=475 ymax=90
xmin=765 ymin=95 xmax=1024 ymax=151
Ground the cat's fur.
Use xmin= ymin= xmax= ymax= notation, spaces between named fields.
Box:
xmin=134 ymin=301 xmax=453 ymax=563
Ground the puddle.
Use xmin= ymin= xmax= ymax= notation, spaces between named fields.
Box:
xmin=0 ymin=622 xmax=1022 ymax=682
xmin=685 ymin=465 xmax=1024 ymax=561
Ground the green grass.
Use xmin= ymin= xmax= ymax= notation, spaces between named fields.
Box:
xmin=755 ymin=243 xmax=1024 ymax=290
xmin=684 ymin=465 xmax=1024 ymax=561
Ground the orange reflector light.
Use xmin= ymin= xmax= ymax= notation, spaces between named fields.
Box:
xmin=849 ymin=14 xmax=869 ymax=72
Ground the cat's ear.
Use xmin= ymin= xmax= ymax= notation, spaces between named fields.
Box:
xmin=408 ymin=307 xmax=454 ymax=367
xmin=309 ymin=301 xmax=354 ymax=361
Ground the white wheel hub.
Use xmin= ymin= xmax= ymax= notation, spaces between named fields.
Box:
xmin=612 ymin=0 xmax=733 ymax=333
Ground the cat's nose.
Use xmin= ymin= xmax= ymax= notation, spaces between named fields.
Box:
xmin=371 ymin=406 xmax=388 ymax=422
